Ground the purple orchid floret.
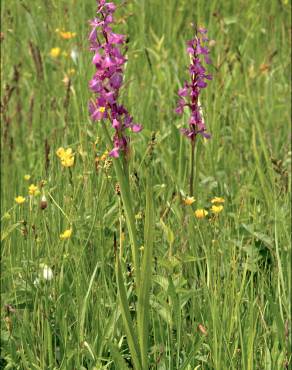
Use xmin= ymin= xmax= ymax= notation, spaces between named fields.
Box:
xmin=88 ymin=0 xmax=142 ymax=158
xmin=176 ymin=27 xmax=213 ymax=141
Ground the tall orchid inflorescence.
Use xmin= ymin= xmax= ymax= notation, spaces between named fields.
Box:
xmin=88 ymin=0 xmax=142 ymax=158
xmin=176 ymin=27 xmax=212 ymax=141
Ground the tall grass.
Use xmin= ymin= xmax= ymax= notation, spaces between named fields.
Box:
xmin=1 ymin=0 xmax=291 ymax=369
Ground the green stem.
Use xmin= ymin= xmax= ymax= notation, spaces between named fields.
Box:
xmin=116 ymin=256 xmax=142 ymax=369
xmin=189 ymin=138 xmax=196 ymax=196
xmin=102 ymin=125 xmax=141 ymax=288
xmin=137 ymin=172 xmax=154 ymax=369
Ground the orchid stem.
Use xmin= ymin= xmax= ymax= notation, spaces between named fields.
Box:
xmin=190 ymin=138 xmax=196 ymax=196
xmin=102 ymin=124 xmax=141 ymax=289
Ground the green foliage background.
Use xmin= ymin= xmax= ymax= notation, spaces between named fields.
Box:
xmin=1 ymin=0 xmax=291 ymax=369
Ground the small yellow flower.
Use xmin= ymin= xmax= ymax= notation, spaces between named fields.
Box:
xmin=24 ymin=174 xmax=31 ymax=181
xmin=100 ymin=150 xmax=108 ymax=161
xmin=56 ymin=147 xmax=75 ymax=168
xmin=211 ymin=205 xmax=224 ymax=214
xmin=49 ymin=47 xmax=61 ymax=58
xmin=28 ymin=184 xmax=40 ymax=196
xmin=99 ymin=107 xmax=105 ymax=113
xmin=59 ymin=31 xmax=76 ymax=40
xmin=194 ymin=209 xmax=208 ymax=219
xmin=15 ymin=196 xmax=26 ymax=205
xmin=67 ymin=68 xmax=75 ymax=76
xmin=211 ymin=197 xmax=225 ymax=204
xmin=61 ymin=156 xmax=74 ymax=168
xmin=56 ymin=147 xmax=65 ymax=158
xmin=60 ymin=228 xmax=72 ymax=240
xmin=183 ymin=196 xmax=196 ymax=206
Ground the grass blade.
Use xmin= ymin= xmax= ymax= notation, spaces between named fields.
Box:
xmin=116 ymin=256 xmax=142 ymax=370
xmin=137 ymin=172 xmax=155 ymax=369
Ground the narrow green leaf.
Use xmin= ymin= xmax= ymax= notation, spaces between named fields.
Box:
xmin=108 ymin=341 xmax=130 ymax=370
xmin=79 ymin=261 xmax=99 ymax=340
xmin=1 ymin=223 xmax=21 ymax=241
xmin=116 ymin=257 xmax=142 ymax=370
xmin=137 ymin=173 xmax=154 ymax=369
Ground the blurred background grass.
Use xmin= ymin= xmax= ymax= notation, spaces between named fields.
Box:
xmin=1 ymin=0 xmax=291 ymax=369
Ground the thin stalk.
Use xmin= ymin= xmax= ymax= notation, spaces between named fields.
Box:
xmin=189 ymin=138 xmax=196 ymax=196
xmin=119 ymin=197 xmax=124 ymax=260
xmin=116 ymin=256 xmax=142 ymax=370
xmin=137 ymin=172 xmax=154 ymax=369
xmin=102 ymin=124 xmax=141 ymax=288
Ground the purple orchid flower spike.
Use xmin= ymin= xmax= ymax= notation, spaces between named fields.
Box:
xmin=176 ymin=27 xmax=213 ymax=141
xmin=88 ymin=0 xmax=142 ymax=158
xmin=176 ymin=27 xmax=213 ymax=196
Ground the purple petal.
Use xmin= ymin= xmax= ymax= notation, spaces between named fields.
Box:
xmin=187 ymin=46 xmax=194 ymax=54
xmin=202 ymin=132 xmax=211 ymax=139
xmin=89 ymin=78 xmax=102 ymax=92
xmin=205 ymin=56 xmax=212 ymax=64
xmin=105 ymin=3 xmax=116 ymax=12
xmin=197 ymin=80 xmax=207 ymax=88
xmin=175 ymin=106 xmax=184 ymax=115
xmin=131 ymin=124 xmax=142 ymax=132
xmin=109 ymin=147 xmax=120 ymax=158
xmin=110 ymin=73 xmax=123 ymax=88
xmin=92 ymin=53 xmax=102 ymax=64
xmin=89 ymin=28 xmax=97 ymax=42
xmin=178 ymin=87 xmax=188 ymax=97
xmin=196 ymin=45 xmax=209 ymax=55
xmin=103 ymin=55 xmax=115 ymax=68
xmin=108 ymin=33 xmax=125 ymax=44
xmin=198 ymin=27 xmax=207 ymax=34
xmin=112 ymin=119 xmax=120 ymax=129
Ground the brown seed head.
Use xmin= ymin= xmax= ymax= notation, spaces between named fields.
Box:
xmin=40 ymin=195 xmax=48 ymax=210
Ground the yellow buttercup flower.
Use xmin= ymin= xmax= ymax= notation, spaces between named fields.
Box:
xmin=60 ymin=228 xmax=72 ymax=240
xmin=194 ymin=209 xmax=208 ymax=219
xmin=211 ymin=205 xmax=224 ymax=214
xmin=15 ymin=196 xmax=26 ymax=205
xmin=49 ymin=47 xmax=61 ymax=58
xmin=211 ymin=197 xmax=225 ymax=204
xmin=24 ymin=174 xmax=31 ymax=181
xmin=56 ymin=147 xmax=65 ymax=158
xmin=59 ymin=31 xmax=76 ymax=40
xmin=28 ymin=184 xmax=40 ymax=196
xmin=56 ymin=147 xmax=75 ymax=168
xmin=61 ymin=156 xmax=75 ymax=168
xmin=183 ymin=196 xmax=196 ymax=206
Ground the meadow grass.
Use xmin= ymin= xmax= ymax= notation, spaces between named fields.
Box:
xmin=1 ymin=0 xmax=291 ymax=369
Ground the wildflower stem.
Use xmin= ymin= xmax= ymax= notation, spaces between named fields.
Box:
xmin=102 ymin=124 xmax=141 ymax=287
xmin=137 ymin=171 xmax=154 ymax=369
xmin=119 ymin=198 xmax=124 ymax=259
xmin=115 ymin=255 xmax=142 ymax=369
xmin=190 ymin=138 xmax=196 ymax=196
